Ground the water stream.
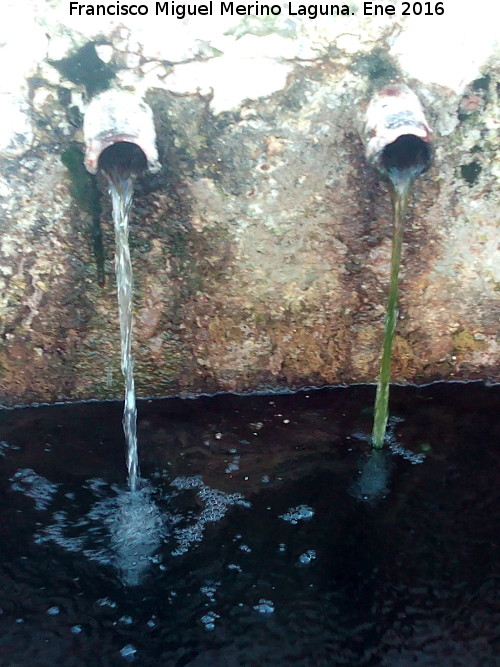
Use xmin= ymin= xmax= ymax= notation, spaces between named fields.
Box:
xmin=107 ymin=171 xmax=140 ymax=492
xmin=371 ymin=179 xmax=411 ymax=448
xmin=371 ymin=136 xmax=431 ymax=449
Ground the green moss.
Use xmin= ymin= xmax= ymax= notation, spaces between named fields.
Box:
xmin=471 ymin=74 xmax=490 ymax=91
xmin=61 ymin=143 xmax=105 ymax=286
xmin=62 ymin=144 xmax=101 ymax=216
xmin=452 ymin=330 xmax=486 ymax=355
xmin=460 ymin=161 xmax=482 ymax=185
xmin=52 ymin=42 xmax=116 ymax=96
xmin=353 ymin=48 xmax=399 ymax=88
xmin=279 ymin=77 xmax=312 ymax=113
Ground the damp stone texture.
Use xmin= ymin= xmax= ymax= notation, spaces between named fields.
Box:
xmin=0 ymin=1 xmax=499 ymax=405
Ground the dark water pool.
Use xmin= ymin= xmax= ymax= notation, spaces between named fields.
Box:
xmin=0 ymin=383 xmax=499 ymax=666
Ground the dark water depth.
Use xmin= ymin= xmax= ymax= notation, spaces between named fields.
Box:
xmin=0 ymin=383 xmax=499 ymax=666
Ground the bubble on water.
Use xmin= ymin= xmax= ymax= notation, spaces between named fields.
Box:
xmin=146 ymin=617 xmax=157 ymax=628
xmin=71 ymin=625 xmax=83 ymax=634
xmin=239 ymin=544 xmax=252 ymax=553
xmin=119 ymin=615 xmax=133 ymax=625
xmin=227 ymin=563 xmax=242 ymax=572
xmin=97 ymin=597 xmax=117 ymax=608
xmin=253 ymin=599 xmax=274 ymax=615
xmin=120 ymin=644 xmax=137 ymax=661
xmin=298 ymin=549 xmax=317 ymax=565
xmin=170 ymin=476 xmax=250 ymax=556
xmin=279 ymin=505 xmax=314 ymax=524
xmin=10 ymin=469 xmax=59 ymax=510
xmin=278 ymin=543 xmax=286 ymax=552
xmin=225 ymin=455 xmax=240 ymax=474
xmin=0 ymin=440 xmax=22 ymax=457
xmin=170 ymin=475 xmax=204 ymax=491
xmin=46 ymin=606 xmax=60 ymax=615
xmin=388 ymin=440 xmax=425 ymax=464
xmin=200 ymin=611 xmax=219 ymax=631
xmin=384 ymin=418 xmax=426 ymax=464
xmin=0 ymin=441 xmax=11 ymax=457
xmin=200 ymin=581 xmax=220 ymax=602
xmin=261 ymin=475 xmax=270 ymax=483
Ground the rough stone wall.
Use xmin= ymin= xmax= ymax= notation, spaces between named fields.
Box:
xmin=0 ymin=3 xmax=499 ymax=406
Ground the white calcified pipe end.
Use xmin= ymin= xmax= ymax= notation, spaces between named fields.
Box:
xmin=83 ymin=90 xmax=161 ymax=175
xmin=364 ymin=83 xmax=432 ymax=166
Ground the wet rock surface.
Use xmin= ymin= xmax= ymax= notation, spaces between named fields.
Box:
xmin=0 ymin=6 xmax=499 ymax=405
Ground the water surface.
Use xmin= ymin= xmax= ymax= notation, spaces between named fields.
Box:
xmin=0 ymin=383 xmax=499 ymax=665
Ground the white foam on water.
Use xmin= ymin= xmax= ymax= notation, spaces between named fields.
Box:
xmin=298 ymin=549 xmax=317 ymax=565
xmin=10 ymin=468 xmax=60 ymax=510
xmin=200 ymin=581 xmax=220 ymax=603
xmin=120 ymin=643 xmax=137 ymax=662
xmin=200 ymin=611 xmax=219 ymax=631
xmin=0 ymin=440 xmax=20 ymax=457
xmin=35 ymin=482 xmax=166 ymax=586
xmin=253 ymin=599 xmax=275 ymax=615
xmin=170 ymin=475 xmax=250 ymax=556
xmin=107 ymin=486 xmax=166 ymax=587
xmin=279 ymin=504 xmax=315 ymax=524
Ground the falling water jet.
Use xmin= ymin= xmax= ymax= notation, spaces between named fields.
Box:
xmin=84 ymin=91 xmax=160 ymax=492
xmin=100 ymin=143 xmax=144 ymax=493
xmin=364 ymin=84 xmax=432 ymax=449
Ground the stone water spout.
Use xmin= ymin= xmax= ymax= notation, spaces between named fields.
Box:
xmin=364 ymin=82 xmax=432 ymax=179
xmin=83 ymin=89 xmax=161 ymax=176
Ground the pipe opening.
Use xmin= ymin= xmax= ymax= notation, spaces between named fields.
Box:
xmin=380 ymin=134 xmax=432 ymax=180
xmin=98 ymin=141 xmax=148 ymax=179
